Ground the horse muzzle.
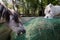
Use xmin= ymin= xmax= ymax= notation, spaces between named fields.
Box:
xmin=17 ymin=29 xmax=26 ymax=35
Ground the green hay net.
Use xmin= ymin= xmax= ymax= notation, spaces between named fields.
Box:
xmin=0 ymin=17 xmax=60 ymax=40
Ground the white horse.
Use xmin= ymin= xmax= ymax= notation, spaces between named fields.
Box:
xmin=44 ymin=3 xmax=60 ymax=19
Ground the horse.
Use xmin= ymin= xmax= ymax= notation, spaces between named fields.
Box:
xmin=2 ymin=7 xmax=26 ymax=36
xmin=44 ymin=3 xmax=60 ymax=19
xmin=0 ymin=1 xmax=26 ymax=39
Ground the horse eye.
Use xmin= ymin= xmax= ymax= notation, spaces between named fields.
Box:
xmin=47 ymin=16 xmax=48 ymax=18
xmin=48 ymin=10 xmax=50 ymax=13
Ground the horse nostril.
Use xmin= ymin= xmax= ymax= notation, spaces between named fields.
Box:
xmin=22 ymin=29 xmax=26 ymax=34
xmin=17 ymin=29 xmax=26 ymax=35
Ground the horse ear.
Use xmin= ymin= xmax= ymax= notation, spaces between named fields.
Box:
xmin=49 ymin=3 xmax=53 ymax=8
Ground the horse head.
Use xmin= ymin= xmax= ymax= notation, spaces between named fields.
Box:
xmin=44 ymin=3 xmax=54 ymax=19
xmin=3 ymin=8 xmax=26 ymax=36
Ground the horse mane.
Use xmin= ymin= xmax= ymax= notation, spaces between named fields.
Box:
xmin=3 ymin=8 xmax=20 ymax=23
xmin=13 ymin=13 xmax=20 ymax=23
xmin=0 ymin=4 xmax=5 ymax=13
xmin=2 ymin=8 xmax=11 ymax=22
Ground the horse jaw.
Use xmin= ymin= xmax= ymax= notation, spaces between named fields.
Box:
xmin=44 ymin=14 xmax=53 ymax=19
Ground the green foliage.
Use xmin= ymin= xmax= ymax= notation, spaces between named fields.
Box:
xmin=2 ymin=0 xmax=8 ymax=6
xmin=3 ymin=0 xmax=60 ymax=16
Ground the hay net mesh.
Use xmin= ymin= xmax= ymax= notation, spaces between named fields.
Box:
xmin=16 ymin=17 xmax=60 ymax=40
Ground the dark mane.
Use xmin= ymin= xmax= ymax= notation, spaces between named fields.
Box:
xmin=2 ymin=8 xmax=20 ymax=23
xmin=0 ymin=4 xmax=5 ymax=18
xmin=2 ymin=8 xmax=11 ymax=22
xmin=0 ymin=4 xmax=5 ymax=13
xmin=0 ymin=3 xmax=20 ymax=23
xmin=13 ymin=13 xmax=19 ymax=23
